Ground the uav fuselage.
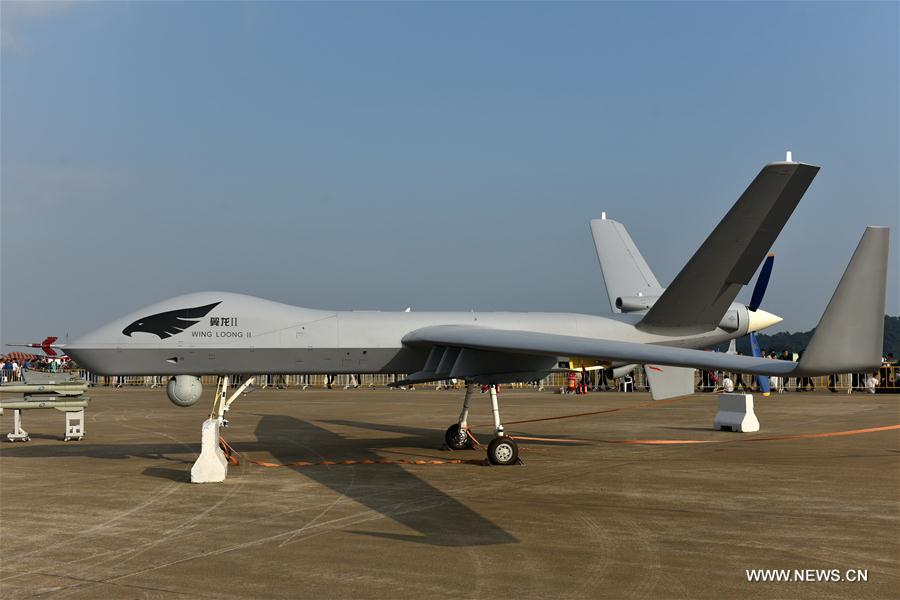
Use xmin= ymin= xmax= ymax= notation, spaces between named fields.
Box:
xmin=65 ymin=291 xmax=777 ymax=378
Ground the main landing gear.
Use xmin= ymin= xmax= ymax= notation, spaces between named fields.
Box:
xmin=445 ymin=383 xmax=519 ymax=466
xmin=444 ymin=383 xmax=476 ymax=450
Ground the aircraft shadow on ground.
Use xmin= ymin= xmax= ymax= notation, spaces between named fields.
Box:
xmin=248 ymin=414 xmax=518 ymax=547
xmin=0 ymin=416 xmax=518 ymax=547
xmin=0 ymin=441 xmax=201 ymax=460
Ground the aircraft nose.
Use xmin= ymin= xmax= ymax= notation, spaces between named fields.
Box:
xmin=747 ymin=309 xmax=782 ymax=333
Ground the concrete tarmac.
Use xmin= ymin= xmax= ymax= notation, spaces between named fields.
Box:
xmin=1 ymin=387 xmax=898 ymax=599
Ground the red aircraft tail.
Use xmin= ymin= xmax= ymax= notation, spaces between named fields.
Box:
xmin=41 ymin=337 xmax=59 ymax=356
xmin=6 ymin=336 xmax=60 ymax=357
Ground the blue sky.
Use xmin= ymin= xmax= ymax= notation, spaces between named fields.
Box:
xmin=2 ymin=1 xmax=897 ymax=345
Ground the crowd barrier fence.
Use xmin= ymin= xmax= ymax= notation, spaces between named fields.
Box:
xmin=3 ymin=367 xmax=895 ymax=393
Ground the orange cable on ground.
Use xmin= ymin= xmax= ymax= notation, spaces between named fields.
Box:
xmin=496 ymin=394 xmax=696 ymax=427
xmin=508 ymin=435 xmax=592 ymax=444
xmin=494 ymin=395 xmax=900 ymax=445
xmin=465 ymin=429 xmax=484 ymax=449
xmin=502 ymin=407 xmax=621 ymax=426
xmin=218 ymin=417 xmax=900 ymax=469
xmin=745 ymin=423 xmax=900 ymax=442
xmin=566 ymin=424 xmax=900 ymax=446
xmin=602 ymin=439 xmax=716 ymax=445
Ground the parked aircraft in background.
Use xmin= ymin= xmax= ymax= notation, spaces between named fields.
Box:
xmin=62 ymin=158 xmax=889 ymax=466
xmin=6 ymin=337 xmax=61 ymax=357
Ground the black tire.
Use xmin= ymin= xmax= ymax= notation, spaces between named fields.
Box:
xmin=444 ymin=424 xmax=471 ymax=450
xmin=487 ymin=436 xmax=519 ymax=466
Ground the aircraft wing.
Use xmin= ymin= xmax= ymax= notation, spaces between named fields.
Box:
xmin=400 ymin=325 xmax=797 ymax=384
xmin=640 ymin=161 xmax=819 ymax=331
xmin=399 ymin=225 xmax=888 ymax=386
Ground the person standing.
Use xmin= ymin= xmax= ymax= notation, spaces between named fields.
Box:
xmin=865 ymin=371 xmax=879 ymax=393
xmin=779 ymin=350 xmax=793 ymax=390
xmin=797 ymin=351 xmax=814 ymax=391
xmin=732 ymin=353 xmax=747 ymax=390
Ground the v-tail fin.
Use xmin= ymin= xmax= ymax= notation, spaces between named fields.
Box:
xmin=796 ymin=227 xmax=889 ymax=375
xmin=590 ymin=215 xmax=663 ymax=313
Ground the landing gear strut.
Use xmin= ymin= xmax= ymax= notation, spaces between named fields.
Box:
xmin=445 ymin=383 xmax=519 ymax=465
xmin=486 ymin=384 xmax=518 ymax=465
xmin=445 ymin=383 xmax=476 ymax=450
xmin=191 ymin=375 xmax=255 ymax=483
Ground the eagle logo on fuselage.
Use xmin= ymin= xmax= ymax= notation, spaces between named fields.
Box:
xmin=122 ymin=301 xmax=221 ymax=339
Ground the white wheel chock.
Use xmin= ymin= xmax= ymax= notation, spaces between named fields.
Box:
xmin=713 ymin=393 xmax=760 ymax=433
xmin=191 ymin=418 xmax=228 ymax=483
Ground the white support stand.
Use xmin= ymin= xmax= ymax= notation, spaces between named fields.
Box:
xmin=191 ymin=418 xmax=228 ymax=483
xmin=714 ymin=393 xmax=760 ymax=433
xmin=190 ymin=375 xmax=255 ymax=483
xmin=7 ymin=409 xmax=30 ymax=442
xmin=64 ymin=409 xmax=85 ymax=441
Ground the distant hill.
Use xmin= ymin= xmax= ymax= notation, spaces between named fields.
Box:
xmin=726 ymin=315 xmax=899 ymax=357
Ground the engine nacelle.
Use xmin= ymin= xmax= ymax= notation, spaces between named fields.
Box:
xmin=718 ymin=309 xmax=740 ymax=332
xmin=605 ymin=364 xmax=638 ymax=380
xmin=166 ymin=375 xmax=203 ymax=407
xmin=615 ymin=296 xmax=658 ymax=312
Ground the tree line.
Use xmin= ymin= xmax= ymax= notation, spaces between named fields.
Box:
xmin=724 ymin=315 xmax=899 ymax=356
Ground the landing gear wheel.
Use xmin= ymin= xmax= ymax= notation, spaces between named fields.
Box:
xmin=445 ymin=424 xmax=472 ymax=450
xmin=487 ymin=436 xmax=519 ymax=466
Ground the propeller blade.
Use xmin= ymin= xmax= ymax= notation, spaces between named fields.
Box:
xmin=749 ymin=332 xmax=763 ymax=358
xmin=749 ymin=332 xmax=771 ymax=394
xmin=748 ymin=254 xmax=775 ymax=311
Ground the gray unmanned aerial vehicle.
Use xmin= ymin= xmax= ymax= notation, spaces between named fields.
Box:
xmin=63 ymin=157 xmax=889 ymax=470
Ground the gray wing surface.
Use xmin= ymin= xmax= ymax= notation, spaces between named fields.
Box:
xmin=640 ymin=162 xmax=819 ymax=331
xmin=644 ymin=364 xmax=696 ymax=400
xmin=402 ymin=225 xmax=889 ymax=382
xmin=402 ymin=325 xmax=797 ymax=377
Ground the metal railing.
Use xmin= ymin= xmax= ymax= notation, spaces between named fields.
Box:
xmin=3 ymin=367 xmax=894 ymax=393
